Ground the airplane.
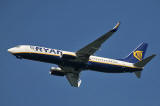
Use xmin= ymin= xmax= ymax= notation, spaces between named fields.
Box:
xmin=8 ymin=22 xmax=156 ymax=87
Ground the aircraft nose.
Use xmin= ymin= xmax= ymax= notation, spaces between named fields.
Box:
xmin=8 ymin=48 xmax=15 ymax=53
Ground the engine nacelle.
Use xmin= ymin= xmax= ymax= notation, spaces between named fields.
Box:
xmin=50 ymin=67 xmax=65 ymax=76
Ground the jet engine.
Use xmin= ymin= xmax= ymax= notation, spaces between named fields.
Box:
xmin=50 ymin=67 xmax=65 ymax=76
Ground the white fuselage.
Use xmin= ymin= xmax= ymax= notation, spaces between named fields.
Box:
xmin=8 ymin=45 xmax=141 ymax=73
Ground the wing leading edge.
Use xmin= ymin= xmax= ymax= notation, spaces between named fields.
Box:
xmin=76 ymin=22 xmax=120 ymax=63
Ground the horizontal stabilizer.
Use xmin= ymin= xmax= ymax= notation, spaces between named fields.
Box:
xmin=134 ymin=54 xmax=156 ymax=67
xmin=134 ymin=71 xmax=141 ymax=78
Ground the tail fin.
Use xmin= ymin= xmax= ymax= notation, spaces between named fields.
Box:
xmin=123 ymin=42 xmax=148 ymax=63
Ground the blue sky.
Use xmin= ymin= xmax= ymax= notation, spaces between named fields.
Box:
xmin=1 ymin=0 xmax=160 ymax=106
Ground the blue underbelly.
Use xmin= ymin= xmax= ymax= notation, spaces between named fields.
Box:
xmin=14 ymin=53 xmax=62 ymax=64
xmin=87 ymin=61 xmax=141 ymax=73
xmin=13 ymin=53 xmax=141 ymax=73
xmin=14 ymin=53 xmax=86 ymax=68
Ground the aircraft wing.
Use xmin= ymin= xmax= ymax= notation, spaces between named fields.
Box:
xmin=59 ymin=66 xmax=81 ymax=87
xmin=66 ymin=73 xmax=81 ymax=87
xmin=76 ymin=22 xmax=120 ymax=62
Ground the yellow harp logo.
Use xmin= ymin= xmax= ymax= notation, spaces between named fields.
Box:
xmin=133 ymin=51 xmax=143 ymax=61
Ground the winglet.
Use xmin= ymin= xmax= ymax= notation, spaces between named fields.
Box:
xmin=112 ymin=21 xmax=120 ymax=32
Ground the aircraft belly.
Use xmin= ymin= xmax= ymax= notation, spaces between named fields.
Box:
xmin=62 ymin=60 xmax=86 ymax=69
xmin=14 ymin=53 xmax=87 ymax=69
xmin=87 ymin=61 xmax=139 ymax=73
xmin=13 ymin=53 xmax=141 ymax=73
xmin=14 ymin=53 xmax=62 ymax=64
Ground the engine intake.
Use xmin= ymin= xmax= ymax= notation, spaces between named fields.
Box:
xmin=50 ymin=67 xmax=65 ymax=76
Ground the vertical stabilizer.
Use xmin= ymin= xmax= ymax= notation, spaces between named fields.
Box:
xmin=123 ymin=42 xmax=148 ymax=63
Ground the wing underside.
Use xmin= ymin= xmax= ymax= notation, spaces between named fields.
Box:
xmin=66 ymin=73 xmax=81 ymax=87
xmin=59 ymin=66 xmax=81 ymax=87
